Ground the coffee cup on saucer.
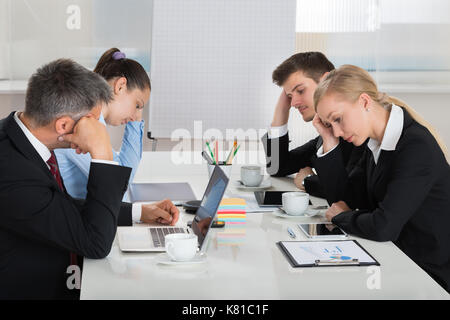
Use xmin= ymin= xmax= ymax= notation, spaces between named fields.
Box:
xmin=165 ymin=233 xmax=198 ymax=262
xmin=240 ymin=165 xmax=263 ymax=187
xmin=282 ymin=192 xmax=310 ymax=216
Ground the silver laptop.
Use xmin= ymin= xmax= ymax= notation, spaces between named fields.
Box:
xmin=118 ymin=166 xmax=229 ymax=252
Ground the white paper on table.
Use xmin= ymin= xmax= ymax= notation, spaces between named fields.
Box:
xmin=280 ymin=240 xmax=377 ymax=266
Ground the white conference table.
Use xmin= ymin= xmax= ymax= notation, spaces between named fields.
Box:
xmin=80 ymin=151 xmax=449 ymax=299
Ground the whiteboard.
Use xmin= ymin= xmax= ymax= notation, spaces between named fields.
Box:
xmin=148 ymin=0 xmax=296 ymax=139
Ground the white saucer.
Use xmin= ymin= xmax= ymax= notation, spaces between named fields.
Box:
xmin=272 ymin=206 xmax=323 ymax=218
xmin=233 ymin=179 xmax=272 ymax=190
xmin=154 ymin=252 xmax=207 ymax=265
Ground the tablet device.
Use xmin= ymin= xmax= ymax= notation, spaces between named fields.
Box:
xmin=254 ymin=191 xmax=313 ymax=207
xmin=254 ymin=191 xmax=287 ymax=207
xmin=297 ymin=223 xmax=348 ymax=239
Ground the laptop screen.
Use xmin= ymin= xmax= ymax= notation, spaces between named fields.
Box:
xmin=192 ymin=166 xmax=229 ymax=249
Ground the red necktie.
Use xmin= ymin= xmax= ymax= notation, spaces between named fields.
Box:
xmin=47 ymin=151 xmax=78 ymax=267
xmin=47 ymin=151 xmax=64 ymax=191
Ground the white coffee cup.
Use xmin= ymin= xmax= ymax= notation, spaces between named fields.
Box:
xmin=165 ymin=233 xmax=198 ymax=262
xmin=282 ymin=192 xmax=310 ymax=216
xmin=240 ymin=165 xmax=263 ymax=187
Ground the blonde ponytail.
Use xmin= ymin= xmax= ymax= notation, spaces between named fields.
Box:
xmin=388 ymin=96 xmax=449 ymax=162
xmin=314 ymin=65 xmax=449 ymax=162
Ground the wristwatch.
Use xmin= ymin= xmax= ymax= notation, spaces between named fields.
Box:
xmin=302 ymin=174 xmax=314 ymax=188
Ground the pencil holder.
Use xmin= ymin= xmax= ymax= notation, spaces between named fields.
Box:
xmin=207 ymin=162 xmax=232 ymax=178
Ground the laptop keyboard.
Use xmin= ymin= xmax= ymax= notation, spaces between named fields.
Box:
xmin=149 ymin=227 xmax=186 ymax=248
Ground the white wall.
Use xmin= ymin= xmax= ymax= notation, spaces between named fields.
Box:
xmin=3 ymin=0 xmax=152 ymax=80
xmin=0 ymin=0 xmax=9 ymax=79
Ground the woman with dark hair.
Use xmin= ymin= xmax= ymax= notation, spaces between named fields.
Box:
xmin=55 ymin=48 xmax=151 ymax=201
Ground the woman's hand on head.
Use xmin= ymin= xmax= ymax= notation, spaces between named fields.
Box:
xmin=313 ymin=114 xmax=333 ymax=139
xmin=312 ymin=114 xmax=339 ymax=153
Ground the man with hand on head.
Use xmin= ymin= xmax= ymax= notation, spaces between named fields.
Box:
xmin=0 ymin=59 xmax=178 ymax=300
xmin=261 ymin=52 xmax=365 ymax=200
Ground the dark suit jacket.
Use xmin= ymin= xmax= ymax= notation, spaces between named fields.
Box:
xmin=315 ymin=109 xmax=450 ymax=292
xmin=261 ymin=132 xmax=365 ymax=199
xmin=0 ymin=112 xmax=133 ymax=300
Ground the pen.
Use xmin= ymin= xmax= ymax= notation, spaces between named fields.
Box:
xmin=315 ymin=258 xmax=359 ymax=266
xmin=287 ymin=227 xmax=296 ymax=239
xmin=202 ymin=151 xmax=214 ymax=165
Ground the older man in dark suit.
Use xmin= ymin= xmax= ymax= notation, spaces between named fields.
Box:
xmin=0 ymin=59 xmax=178 ymax=299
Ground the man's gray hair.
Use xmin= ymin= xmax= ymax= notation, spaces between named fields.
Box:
xmin=25 ymin=59 xmax=113 ymax=127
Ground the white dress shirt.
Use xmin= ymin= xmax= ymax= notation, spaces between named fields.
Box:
xmin=367 ymin=104 xmax=404 ymax=164
xmin=14 ymin=112 xmax=52 ymax=168
xmin=267 ymin=123 xmax=289 ymax=139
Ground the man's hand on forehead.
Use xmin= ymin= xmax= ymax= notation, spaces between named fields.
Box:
xmin=59 ymin=116 xmax=113 ymax=161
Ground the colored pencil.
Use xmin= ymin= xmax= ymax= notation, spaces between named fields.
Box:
xmin=227 ymin=144 xmax=240 ymax=164
xmin=233 ymin=144 xmax=240 ymax=156
xmin=225 ymin=138 xmax=238 ymax=164
xmin=215 ymin=140 xmax=218 ymax=164
xmin=205 ymin=141 xmax=216 ymax=164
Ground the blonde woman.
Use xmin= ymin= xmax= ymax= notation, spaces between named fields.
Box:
xmin=312 ymin=65 xmax=450 ymax=293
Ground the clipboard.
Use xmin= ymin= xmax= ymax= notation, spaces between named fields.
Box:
xmin=277 ymin=240 xmax=380 ymax=268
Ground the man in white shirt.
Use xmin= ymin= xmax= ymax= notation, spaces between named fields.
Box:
xmin=261 ymin=52 xmax=366 ymax=198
